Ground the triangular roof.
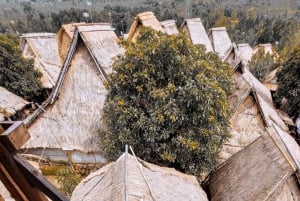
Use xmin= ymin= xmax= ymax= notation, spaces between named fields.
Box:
xmin=20 ymin=33 xmax=61 ymax=89
xmin=23 ymin=23 xmax=124 ymax=153
xmin=126 ymin=11 xmax=164 ymax=42
xmin=160 ymin=19 xmax=179 ymax=35
xmin=181 ymin=18 xmax=213 ymax=52
xmin=0 ymin=86 xmax=29 ymax=121
xmin=209 ymin=27 xmax=233 ymax=60
xmin=71 ymin=153 xmax=209 ymax=201
xmin=237 ymin=43 xmax=254 ymax=65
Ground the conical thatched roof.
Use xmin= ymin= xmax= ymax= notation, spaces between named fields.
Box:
xmin=160 ymin=19 xmax=178 ymax=35
xmin=209 ymin=27 xmax=233 ymax=60
xmin=20 ymin=33 xmax=61 ymax=89
xmin=0 ymin=86 xmax=29 ymax=121
xmin=181 ymin=18 xmax=213 ymax=52
xmin=126 ymin=11 xmax=164 ymax=42
xmin=23 ymin=23 xmax=124 ymax=154
xmin=71 ymin=153 xmax=208 ymax=201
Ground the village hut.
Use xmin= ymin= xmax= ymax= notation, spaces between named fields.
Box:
xmin=71 ymin=152 xmax=209 ymax=201
xmin=237 ymin=43 xmax=254 ymax=65
xmin=20 ymin=33 xmax=61 ymax=89
xmin=180 ymin=18 xmax=213 ymax=52
xmin=208 ymin=27 xmax=233 ymax=61
xmin=57 ymin=22 xmax=86 ymax=63
xmin=0 ymin=86 xmax=29 ymax=122
xmin=22 ymin=23 xmax=124 ymax=175
xmin=126 ymin=11 xmax=164 ymax=42
xmin=160 ymin=19 xmax=179 ymax=35
xmin=209 ymin=130 xmax=300 ymax=201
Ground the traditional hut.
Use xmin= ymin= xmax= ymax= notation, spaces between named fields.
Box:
xmin=22 ymin=23 xmax=124 ymax=175
xmin=209 ymin=131 xmax=300 ymax=201
xmin=237 ymin=43 xmax=254 ymax=65
xmin=0 ymin=86 xmax=29 ymax=122
xmin=208 ymin=27 xmax=233 ymax=61
xmin=57 ymin=22 xmax=86 ymax=63
xmin=71 ymin=152 xmax=209 ymax=201
xmin=126 ymin=11 xmax=164 ymax=42
xmin=160 ymin=19 xmax=179 ymax=35
xmin=180 ymin=18 xmax=213 ymax=52
xmin=20 ymin=33 xmax=61 ymax=89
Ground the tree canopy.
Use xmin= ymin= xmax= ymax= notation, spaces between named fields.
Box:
xmin=0 ymin=34 xmax=42 ymax=101
xmin=274 ymin=47 xmax=300 ymax=117
xmin=99 ymin=28 xmax=232 ymax=176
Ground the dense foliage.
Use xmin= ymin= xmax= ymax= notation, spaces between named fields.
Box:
xmin=56 ymin=166 xmax=81 ymax=198
xmin=274 ymin=47 xmax=300 ymax=117
xmin=0 ymin=34 xmax=42 ymax=101
xmin=100 ymin=28 xmax=232 ymax=176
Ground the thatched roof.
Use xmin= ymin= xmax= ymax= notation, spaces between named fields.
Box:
xmin=0 ymin=86 xmax=29 ymax=121
xmin=20 ymin=33 xmax=61 ymax=89
xmin=71 ymin=153 xmax=208 ymax=201
xmin=57 ymin=22 xmax=86 ymax=63
xmin=180 ymin=18 xmax=213 ymax=52
xmin=208 ymin=27 xmax=233 ymax=60
xmin=209 ymin=133 xmax=300 ymax=201
xmin=237 ymin=43 xmax=254 ymax=65
xmin=263 ymin=68 xmax=278 ymax=91
xmin=126 ymin=11 xmax=164 ymax=42
xmin=23 ymin=23 xmax=124 ymax=153
xmin=253 ymin=43 xmax=274 ymax=55
xmin=160 ymin=19 xmax=179 ymax=35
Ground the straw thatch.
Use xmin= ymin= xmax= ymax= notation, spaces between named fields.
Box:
xmin=57 ymin=22 xmax=86 ymax=63
xmin=253 ymin=43 xmax=274 ymax=55
xmin=209 ymin=133 xmax=300 ymax=201
xmin=20 ymin=33 xmax=61 ymax=89
xmin=71 ymin=153 xmax=208 ymax=201
xmin=263 ymin=68 xmax=278 ymax=91
xmin=237 ymin=43 xmax=254 ymax=65
xmin=208 ymin=27 xmax=233 ymax=60
xmin=0 ymin=86 xmax=29 ymax=121
xmin=180 ymin=18 xmax=213 ymax=52
xmin=22 ymin=24 xmax=124 ymax=162
xmin=126 ymin=11 xmax=164 ymax=42
xmin=160 ymin=19 xmax=179 ymax=35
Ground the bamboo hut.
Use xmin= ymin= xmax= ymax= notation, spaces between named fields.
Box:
xmin=237 ymin=43 xmax=254 ymax=65
xmin=71 ymin=153 xmax=209 ymax=201
xmin=209 ymin=131 xmax=300 ymax=201
xmin=20 ymin=33 xmax=61 ymax=89
xmin=160 ymin=19 xmax=179 ymax=35
xmin=208 ymin=27 xmax=233 ymax=61
xmin=22 ymin=23 xmax=124 ymax=175
xmin=180 ymin=18 xmax=213 ymax=52
xmin=0 ymin=86 xmax=29 ymax=122
xmin=57 ymin=22 xmax=86 ymax=63
xmin=126 ymin=11 xmax=164 ymax=42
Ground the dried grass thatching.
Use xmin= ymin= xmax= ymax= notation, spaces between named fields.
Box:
xmin=23 ymin=23 xmax=124 ymax=155
xmin=208 ymin=27 xmax=233 ymax=60
xmin=160 ymin=19 xmax=178 ymax=35
xmin=237 ymin=43 xmax=254 ymax=65
xmin=71 ymin=153 xmax=208 ymax=201
xmin=0 ymin=86 xmax=29 ymax=121
xmin=181 ymin=18 xmax=213 ymax=52
xmin=57 ymin=22 xmax=86 ymax=63
xmin=20 ymin=33 xmax=61 ymax=89
xmin=263 ymin=68 xmax=278 ymax=91
xmin=126 ymin=11 xmax=164 ymax=42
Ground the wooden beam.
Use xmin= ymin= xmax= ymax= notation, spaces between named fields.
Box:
xmin=0 ymin=141 xmax=47 ymax=201
xmin=0 ymin=194 xmax=4 ymax=201
xmin=14 ymin=155 xmax=69 ymax=201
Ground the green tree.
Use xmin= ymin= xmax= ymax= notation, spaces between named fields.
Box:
xmin=99 ymin=28 xmax=232 ymax=176
xmin=274 ymin=47 xmax=300 ymax=117
xmin=249 ymin=47 xmax=277 ymax=82
xmin=0 ymin=34 xmax=42 ymax=101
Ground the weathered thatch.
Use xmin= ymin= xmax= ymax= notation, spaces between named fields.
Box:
xmin=126 ymin=11 xmax=164 ymax=42
xmin=180 ymin=18 xmax=213 ymax=52
xmin=71 ymin=153 xmax=209 ymax=201
xmin=22 ymin=23 xmax=124 ymax=164
xmin=237 ymin=43 xmax=254 ymax=65
xmin=263 ymin=68 xmax=278 ymax=91
xmin=57 ymin=22 xmax=86 ymax=63
xmin=0 ymin=86 xmax=29 ymax=121
xmin=20 ymin=33 xmax=61 ymax=89
xmin=208 ymin=27 xmax=233 ymax=61
xmin=253 ymin=43 xmax=274 ymax=55
xmin=209 ymin=133 xmax=300 ymax=201
xmin=160 ymin=19 xmax=178 ymax=35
